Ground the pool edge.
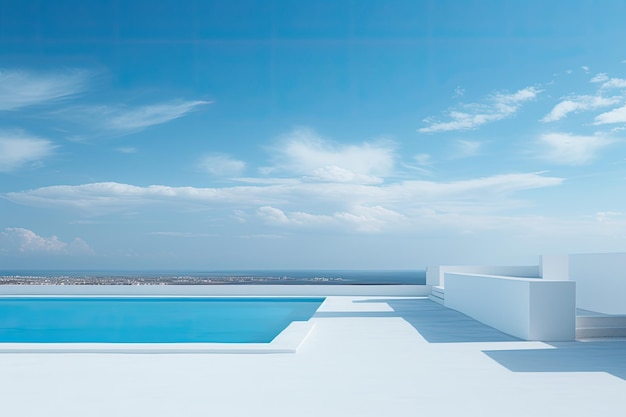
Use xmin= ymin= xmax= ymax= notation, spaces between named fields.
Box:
xmin=0 ymin=320 xmax=317 ymax=354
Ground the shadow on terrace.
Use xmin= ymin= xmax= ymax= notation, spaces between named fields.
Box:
xmin=374 ymin=298 xmax=626 ymax=381
xmin=314 ymin=298 xmax=520 ymax=343
xmin=314 ymin=297 xmax=626 ymax=381
xmin=484 ymin=341 xmax=626 ymax=381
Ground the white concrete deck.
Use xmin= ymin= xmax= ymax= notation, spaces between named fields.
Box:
xmin=2 ymin=296 xmax=626 ymax=416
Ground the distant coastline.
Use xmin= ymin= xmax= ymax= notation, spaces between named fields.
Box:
xmin=0 ymin=270 xmax=427 ymax=285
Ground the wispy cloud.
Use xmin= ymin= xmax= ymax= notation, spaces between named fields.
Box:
xmin=541 ymin=95 xmax=621 ymax=122
xmin=257 ymin=205 xmax=406 ymax=233
xmin=402 ymin=153 xmax=434 ymax=176
xmin=103 ymin=100 xmax=211 ymax=131
xmin=0 ymin=228 xmax=93 ymax=254
xmin=63 ymin=100 xmax=211 ymax=134
xmin=590 ymin=73 xmax=609 ymax=83
xmin=4 ymin=182 xmax=281 ymax=214
xmin=197 ymin=154 xmax=246 ymax=177
xmin=536 ymin=132 xmax=613 ymax=165
xmin=418 ymin=87 xmax=541 ymax=133
xmin=4 ymin=172 xmax=563 ymax=232
xmin=599 ymin=78 xmax=626 ymax=89
xmin=594 ymin=104 xmax=626 ymax=125
xmin=257 ymin=206 xmax=331 ymax=227
xmin=268 ymin=128 xmax=394 ymax=184
xmin=0 ymin=131 xmax=56 ymax=172
xmin=5 ymin=174 xmax=564 ymax=210
xmin=308 ymin=165 xmax=383 ymax=184
xmin=387 ymin=173 xmax=563 ymax=200
xmin=0 ymin=69 xmax=89 ymax=111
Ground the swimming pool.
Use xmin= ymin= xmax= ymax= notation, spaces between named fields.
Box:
xmin=0 ymin=297 xmax=324 ymax=344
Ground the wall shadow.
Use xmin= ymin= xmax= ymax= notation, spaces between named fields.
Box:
xmin=483 ymin=341 xmax=626 ymax=381
xmin=317 ymin=298 xmax=520 ymax=343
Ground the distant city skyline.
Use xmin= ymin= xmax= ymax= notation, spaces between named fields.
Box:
xmin=1 ymin=0 xmax=625 ymax=269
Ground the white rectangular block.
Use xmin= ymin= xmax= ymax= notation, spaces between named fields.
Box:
xmin=569 ymin=253 xmax=626 ymax=314
xmin=426 ymin=265 xmax=540 ymax=287
xmin=539 ymin=254 xmax=570 ymax=281
xmin=445 ymin=273 xmax=575 ymax=341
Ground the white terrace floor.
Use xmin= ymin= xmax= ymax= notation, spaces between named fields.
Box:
xmin=2 ymin=296 xmax=626 ymax=417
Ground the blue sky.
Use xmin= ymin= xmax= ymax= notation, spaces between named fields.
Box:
xmin=1 ymin=0 xmax=626 ymax=270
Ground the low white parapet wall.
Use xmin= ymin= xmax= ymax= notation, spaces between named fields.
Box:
xmin=426 ymin=265 xmax=540 ymax=287
xmin=539 ymin=255 xmax=570 ymax=280
xmin=0 ymin=284 xmax=430 ymax=297
xmin=568 ymin=253 xmax=626 ymax=315
xmin=444 ymin=273 xmax=576 ymax=341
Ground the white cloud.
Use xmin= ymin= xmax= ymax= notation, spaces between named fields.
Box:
xmin=5 ymin=172 xmax=563 ymax=228
xmin=334 ymin=205 xmax=406 ymax=232
xmin=388 ymin=172 xmax=563 ymax=200
xmin=257 ymin=205 xmax=405 ymax=232
xmin=594 ymin=104 xmax=626 ymax=125
xmin=0 ymin=132 xmax=56 ymax=172
xmin=66 ymin=237 xmax=93 ymax=254
xmin=104 ymin=100 xmax=210 ymax=130
xmin=0 ymin=228 xmax=93 ymax=254
xmin=581 ymin=66 xmax=590 ymax=73
xmin=590 ymin=73 xmax=609 ymax=83
xmin=600 ymin=78 xmax=626 ymax=89
xmin=4 ymin=182 xmax=282 ymax=214
xmin=537 ymin=132 xmax=613 ymax=165
xmin=198 ymin=154 xmax=246 ymax=177
xmin=589 ymin=72 xmax=626 ymax=89
xmin=308 ymin=165 xmax=383 ymax=184
xmin=271 ymin=129 xmax=394 ymax=183
xmin=65 ymin=100 xmax=211 ymax=134
xmin=419 ymin=87 xmax=541 ymax=133
xmin=232 ymin=209 xmax=248 ymax=223
xmin=256 ymin=206 xmax=336 ymax=227
xmin=541 ymin=95 xmax=621 ymax=122
xmin=257 ymin=206 xmax=293 ymax=225
xmin=0 ymin=68 xmax=89 ymax=111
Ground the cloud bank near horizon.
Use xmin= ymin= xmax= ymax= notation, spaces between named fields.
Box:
xmin=0 ymin=227 xmax=93 ymax=255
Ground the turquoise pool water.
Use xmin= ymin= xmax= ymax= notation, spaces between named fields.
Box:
xmin=0 ymin=297 xmax=324 ymax=343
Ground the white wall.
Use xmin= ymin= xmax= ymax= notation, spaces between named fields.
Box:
xmin=539 ymin=255 xmax=569 ymax=281
xmin=426 ymin=265 xmax=540 ymax=287
xmin=569 ymin=253 xmax=626 ymax=314
xmin=0 ymin=284 xmax=430 ymax=297
xmin=444 ymin=273 xmax=576 ymax=341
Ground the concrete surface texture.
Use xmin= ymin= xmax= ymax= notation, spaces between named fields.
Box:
xmin=1 ymin=296 xmax=625 ymax=417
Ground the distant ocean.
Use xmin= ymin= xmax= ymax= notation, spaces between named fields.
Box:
xmin=0 ymin=270 xmax=427 ymax=285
